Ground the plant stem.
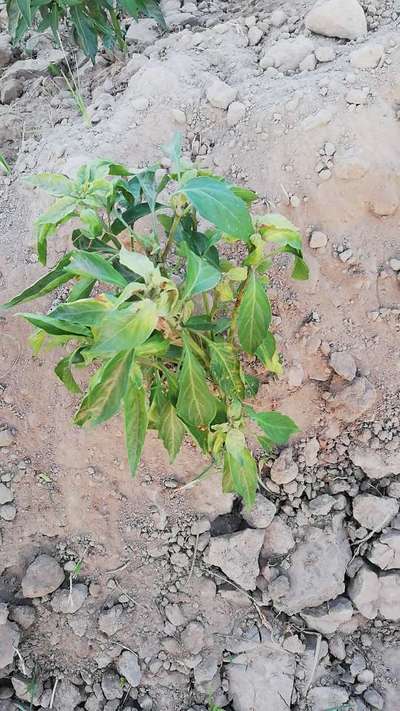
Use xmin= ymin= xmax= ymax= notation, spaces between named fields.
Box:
xmin=161 ymin=212 xmax=180 ymax=263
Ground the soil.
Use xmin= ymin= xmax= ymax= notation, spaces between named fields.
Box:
xmin=1 ymin=0 xmax=400 ymax=709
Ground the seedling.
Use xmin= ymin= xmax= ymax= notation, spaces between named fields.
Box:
xmin=6 ymin=0 xmax=164 ymax=62
xmin=4 ymin=138 xmax=308 ymax=508
xmin=0 ymin=153 xmax=11 ymax=175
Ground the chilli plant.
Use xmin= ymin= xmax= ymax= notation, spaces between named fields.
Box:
xmin=4 ymin=138 xmax=308 ymax=508
xmin=6 ymin=0 xmax=164 ymax=61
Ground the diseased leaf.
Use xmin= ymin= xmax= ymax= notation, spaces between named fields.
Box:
xmin=207 ymin=340 xmax=244 ymax=399
xmin=181 ymin=177 xmax=253 ymax=241
xmin=67 ymin=277 xmax=96 ymax=302
xmin=55 ymin=349 xmax=83 ymax=394
xmin=26 ymin=173 xmax=75 ymax=197
xmin=176 ymin=337 xmax=217 ymax=427
xmin=255 ymin=214 xmax=303 ymax=250
xmin=183 ymin=315 xmax=230 ymax=333
xmin=19 ymin=312 xmax=90 ymax=337
xmin=256 ymin=331 xmax=283 ymax=375
xmin=237 ymin=270 xmax=271 ymax=354
xmin=181 ymin=249 xmax=220 ymax=299
xmin=3 ymin=255 xmax=72 ymax=308
xmin=91 ymin=300 xmax=158 ymax=355
xmin=119 ymin=246 xmax=154 ymax=280
xmin=223 ymin=432 xmax=257 ymax=509
xmin=51 ymin=296 xmax=113 ymax=325
xmin=124 ymin=367 xmax=148 ymax=477
xmin=244 ymin=373 xmax=260 ymax=397
xmin=65 ymin=251 xmax=128 ymax=287
xmin=74 ymin=349 xmax=134 ymax=426
xmin=36 ymin=196 xmax=77 ymax=226
xmin=158 ymin=401 xmax=185 ymax=462
xmin=245 ymin=406 xmax=299 ymax=445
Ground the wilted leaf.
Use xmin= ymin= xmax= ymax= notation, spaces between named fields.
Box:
xmin=91 ymin=300 xmax=158 ymax=355
xmin=158 ymin=401 xmax=185 ymax=462
xmin=207 ymin=340 xmax=244 ymax=399
xmin=124 ymin=367 xmax=148 ymax=477
xmin=74 ymin=349 xmax=134 ymax=425
xmin=176 ymin=337 xmax=217 ymax=427
xmin=256 ymin=332 xmax=283 ymax=375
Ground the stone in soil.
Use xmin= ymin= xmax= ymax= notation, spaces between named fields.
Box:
xmin=352 ymin=494 xmax=399 ymax=531
xmin=116 ymin=651 xmax=142 ymax=687
xmin=348 ymin=564 xmax=380 ymax=619
xmin=0 ymin=504 xmax=16 ymax=521
xmin=270 ymin=447 xmax=298 ymax=485
xmin=0 ymin=484 xmax=13 ymax=505
xmin=305 ymin=0 xmax=367 ymax=40
xmin=368 ymin=530 xmax=400 ymax=569
xmin=349 ymin=445 xmax=400 ymax=479
xmin=206 ymin=79 xmax=237 ymax=110
xmin=22 ymin=554 xmax=65 ymax=598
xmin=102 ymin=672 xmax=124 ymax=700
xmin=98 ymin=604 xmax=125 ymax=636
xmin=52 ymin=679 xmax=82 ymax=710
xmin=242 ymin=493 xmax=276 ymax=529
xmin=329 ymin=351 xmax=357 ymax=381
xmin=11 ymin=675 xmax=43 ymax=705
xmin=0 ymin=37 xmax=12 ymax=68
xmin=0 ymin=619 xmax=20 ymax=669
xmin=180 ymin=621 xmax=205 ymax=655
xmin=270 ymin=520 xmax=351 ymax=614
xmin=379 ymin=572 xmax=400 ymax=620
xmin=0 ymin=429 xmax=14 ymax=447
xmin=350 ymin=44 xmax=384 ymax=69
xmin=207 ymin=528 xmax=264 ymax=590
xmin=261 ymin=517 xmax=295 ymax=559
xmin=9 ymin=605 xmax=35 ymax=629
xmin=51 ymin=583 xmax=88 ymax=614
xmin=126 ymin=18 xmax=158 ymax=45
xmin=227 ymin=101 xmax=246 ymax=127
xmin=300 ymin=595 xmax=353 ymax=635
xmin=307 ymin=685 xmax=350 ymax=711
xmin=260 ymin=36 xmax=314 ymax=73
xmin=328 ymin=376 xmax=377 ymax=422
xmin=227 ymin=637 xmax=295 ymax=711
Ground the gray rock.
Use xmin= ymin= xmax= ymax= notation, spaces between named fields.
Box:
xmin=101 ymin=672 xmax=123 ymax=701
xmin=0 ymin=36 xmax=12 ymax=68
xmin=85 ymin=694 xmax=104 ymax=711
xmin=11 ymin=675 xmax=43 ymax=705
xmin=227 ymin=639 xmax=295 ymax=711
xmin=51 ymin=679 xmax=82 ymax=711
xmin=270 ymin=521 xmax=351 ymax=614
xmin=315 ymin=46 xmax=335 ymax=62
xmin=349 ymin=445 xmax=400 ymax=479
xmin=368 ymin=530 xmax=400 ymax=569
xmin=329 ymin=377 xmax=377 ymax=423
xmin=22 ymin=555 xmax=64 ymax=598
xmin=0 ymin=504 xmax=16 ymax=521
xmin=310 ymin=231 xmax=328 ymax=248
xmin=0 ymin=429 xmax=14 ymax=447
xmin=9 ymin=605 xmax=35 ymax=629
xmin=348 ymin=564 xmax=379 ymax=619
xmin=164 ymin=603 xmax=185 ymax=627
xmin=0 ymin=485 xmax=13 ymax=505
xmin=350 ymin=44 xmax=384 ymax=69
xmin=307 ymin=685 xmax=349 ymax=711
xmin=353 ymin=494 xmax=399 ymax=531
xmin=329 ymin=351 xmax=357 ymax=381
xmin=207 ymin=529 xmax=264 ymax=590
xmin=116 ymin=651 xmax=142 ymax=687
xmin=51 ymin=584 xmax=88 ymax=614
xmin=206 ymin=78 xmax=237 ymax=110
xmin=260 ymin=37 xmax=314 ymax=73
xmin=309 ymin=494 xmax=336 ymax=516
xmin=271 ymin=9 xmax=287 ymax=26
xmin=248 ymin=26 xmax=263 ymax=45
xmin=379 ymin=572 xmax=400 ymax=620
xmin=242 ymin=494 xmax=276 ymax=529
xmin=262 ymin=517 xmax=295 ymax=559
xmin=2 ymin=51 xmax=64 ymax=81
xmin=303 ymin=437 xmax=320 ymax=467
xmin=0 ymin=78 xmax=23 ymax=105
xmin=126 ymin=18 xmax=158 ymax=46
xmin=305 ymin=0 xmax=367 ymax=40
xmin=270 ymin=447 xmax=298 ymax=485
xmin=98 ymin=605 xmax=125 ymax=636
xmin=364 ymin=689 xmax=384 ymax=709
xmin=301 ymin=596 xmax=353 ymax=635
xmin=227 ymin=101 xmax=246 ymax=127
xmin=0 ymin=621 xmax=20 ymax=669
xmin=194 ymin=653 xmax=219 ymax=685
xmin=181 ymin=621 xmax=205 ymax=655
xmin=346 ymin=87 xmax=370 ymax=105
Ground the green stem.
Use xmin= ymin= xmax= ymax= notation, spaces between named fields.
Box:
xmin=161 ymin=212 xmax=180 ymax=263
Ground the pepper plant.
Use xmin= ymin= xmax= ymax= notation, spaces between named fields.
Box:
xmin=4 ymin=139 xmax=308 ymax=507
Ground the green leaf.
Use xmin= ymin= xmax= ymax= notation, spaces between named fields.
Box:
xmin=36 ymin=223 xmax=55 ymax=266
xmin=19 ymin=312 xmax=90 ymax=337
xmin=223 ymin=435 xmax=257 ymax=509
xmin=183 ymin=315 xmax=230 ymax=333
xmin=135 ymin=332 xmax=169 ymax=358
xmin=181 ymin=250 xmax=221 ymax=299
xmin=65 ymin=251 xmax=128 ymax=288
xmin=70 ymin=6 xmax=98 ymax=60
xmin=124 ymin=368 xmax=148 ymax=477
xmin=231 ymin=186 xmax=258 ymax=205
xmin=237 ymin=270 xmax=271 ymax=354
xmin=158 ymin=401 xmax=185 ymax=462
xmin=256 ymin=332 xmax=283 ymax=375
xmin=2 ymin=255 xmax=72 ymax=308
xmin=67 ymin=277 xmax=96 ymax=302
xmin=180 ymin=177 xmax=253 ymax=241
xmin=26 ymin=173 xmax=75 ymax=197
xmin=91 ymin=300 xmax=158 ymax=355
xmin=51 ymin=296 xmax=112 ymax=325
xmin=74 ymin=350 xmax=134 ymax=426
xmin=292 ymin=255 xmax=309 ymax=281
xmin=207 ymin=340 xmax=244 ymax=399
xmin=245 ymin=406 xmax=299 ymax=445
xmin=55 ymin=349 xmax=83 ymax=394
xmin=16 ymin=0 xmax=31 ymax=26
xmin=176 ymin=338 xmax=217 ymax=427
xmin=36 ymin=196 xmax=77 ymax=226
xmin=119 ymin=246 xmax=154 ymax=280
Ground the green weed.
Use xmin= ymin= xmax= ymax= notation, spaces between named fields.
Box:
xmin=4 ymin=135 xmax=308 ymax=508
